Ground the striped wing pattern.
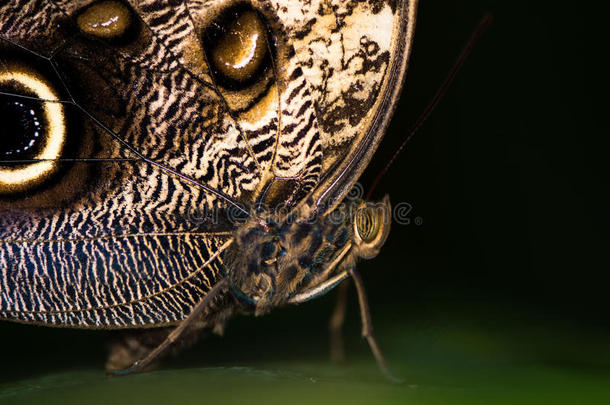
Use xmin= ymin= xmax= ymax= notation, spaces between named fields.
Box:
xmin=0 ymin=0 xmax=413 ymax=328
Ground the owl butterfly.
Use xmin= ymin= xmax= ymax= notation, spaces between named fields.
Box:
xmin=0 ymin=0 xmax=416 ymax=379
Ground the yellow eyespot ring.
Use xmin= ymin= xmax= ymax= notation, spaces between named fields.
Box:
xmin=0 ymin=69 xmax=65 ymax=193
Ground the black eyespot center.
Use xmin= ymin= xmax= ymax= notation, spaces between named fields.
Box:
xmin=0 ymin=91 xmax=46 ymax=161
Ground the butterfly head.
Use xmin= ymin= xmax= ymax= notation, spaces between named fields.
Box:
xmin=227 ymin=195 xmax=391 ymax=315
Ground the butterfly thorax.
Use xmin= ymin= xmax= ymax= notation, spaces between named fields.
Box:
xmin=227 ymin=196 xmax=392 ymax=316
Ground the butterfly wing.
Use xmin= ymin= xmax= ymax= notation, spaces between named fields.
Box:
xmin=0 ymin=0 xmax=416 ymax=328
xmin=273 ymin=0 xmax=418 ymax=213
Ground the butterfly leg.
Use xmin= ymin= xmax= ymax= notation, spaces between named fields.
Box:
xmin=107 ymin=328 xmax=172 ymax=372
xmin=348 ymin=268 xmax=403 ymax=383
xmin=329 ymin=280 xmax=349 ymax=363
xmin=109 ymin=278 xmax=229 ymax=376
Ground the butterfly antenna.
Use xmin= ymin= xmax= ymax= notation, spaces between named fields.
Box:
xmin=365 ymin=13 xmax=494 ymax=201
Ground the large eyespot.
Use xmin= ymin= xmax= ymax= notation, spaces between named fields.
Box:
xmin=353 ymin=196 xmax=392 ymax=259
xmin=76 ymin=0 xmax=133 ymax=42
xmin=0 ymin=67 xmax=66 ymax=194
xmin=202 ymin=4 xmax=272 ymax=91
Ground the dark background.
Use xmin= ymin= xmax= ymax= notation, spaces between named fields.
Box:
xmin=1 ymin=0 xmax=608 ymax=384
xmin=366 ymin=0 xmax=609 ymax=328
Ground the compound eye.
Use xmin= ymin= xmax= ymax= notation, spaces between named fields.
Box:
xmin=0 ymin=68 xmax=65 ymax=194
xmin=355 ymin=205 xmax=383 ymax=244
xmin=203 ymin=5 xmax=271 ymax=90
xmin=353 ymin=197 xmax=392 ymax=259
